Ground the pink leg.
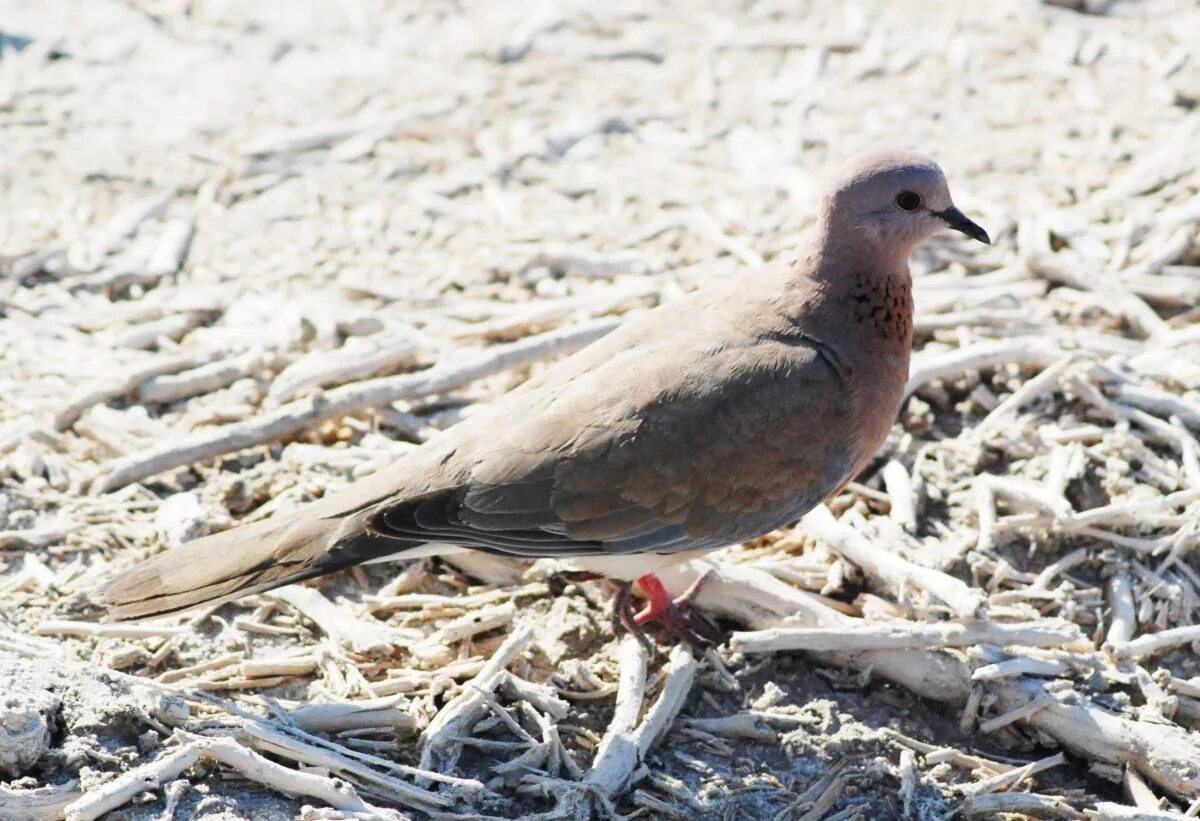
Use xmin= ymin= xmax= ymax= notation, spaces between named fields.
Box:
xmin=624 ymin=573 xmax=720 ymax=649
xmin=633 ymin=573 xmax=677 ymax=625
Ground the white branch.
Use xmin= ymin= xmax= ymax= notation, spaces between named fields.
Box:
xmin=266 ymin=586 xmax=401 ymax=656
xmin=906 ymin=337 xmax=1064 ymax=399
xmin=420 ymin=622 xmax=536 ymax=768
xmin=1109 ymin=625 xmax=1200 ymax=662
xmin=633 ymin=646 xmax=698 ymax=758
xmin=802 ymin=506 xmax=988 ymax=618
xmin=731 ymin=620 xmax=1086 ymax=654
xmin=64 ymin=743 xmax=202 ymax=821
xmin=583 ymin=635 xmax=650 ymax=796
xmin=90 ymin=319 xmax=615 ymax=492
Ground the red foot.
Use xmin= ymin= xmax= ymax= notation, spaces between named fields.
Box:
xmin=606 ymin=573 xmax=720 ymax=650
xmin=633 ymin=574 xmax=677 ymax=625
xmin=617 ymin=573 xmax=721 ymax=651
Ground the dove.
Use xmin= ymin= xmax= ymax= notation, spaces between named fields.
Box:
xmin=100 ymin=149 xmax=989 ymax=645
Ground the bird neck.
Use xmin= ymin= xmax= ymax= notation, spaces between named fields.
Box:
xmin=809 ymin=213 xmax=913 ymax=276
xmin=783 ymin=233 xmax=914 ymax=352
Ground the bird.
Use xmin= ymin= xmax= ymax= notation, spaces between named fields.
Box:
xmin=100 ymin=149 xmax=989 ymax=646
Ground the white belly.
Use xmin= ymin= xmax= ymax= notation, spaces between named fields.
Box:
xmin=365 ymin=543 xmax=716 ymax=583
xmin=568 ymin=548 xmax=715 ymax=581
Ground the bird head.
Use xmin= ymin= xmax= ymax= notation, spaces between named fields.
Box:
xmin=821 ymin=149 xmax=989 ymax=260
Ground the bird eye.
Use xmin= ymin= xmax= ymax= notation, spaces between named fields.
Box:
xmin=896 ymin=191 xmax=921 ymax=211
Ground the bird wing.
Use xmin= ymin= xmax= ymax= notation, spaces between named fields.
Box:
xmin=368 ymin=330 xmax=858 ymax=558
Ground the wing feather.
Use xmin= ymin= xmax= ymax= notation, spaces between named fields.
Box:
xmin=367 ymin=334 xmax=854 ymax=560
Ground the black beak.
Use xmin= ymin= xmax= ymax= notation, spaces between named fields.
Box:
xmin=937 ymin=206 xmax=990 ymax=245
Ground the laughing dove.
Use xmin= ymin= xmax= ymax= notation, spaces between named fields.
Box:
xmin=101 ymin=149 xmax=989 ymax=643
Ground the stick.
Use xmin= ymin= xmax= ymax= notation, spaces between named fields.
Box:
xmin=992 ymin=678 xmax=1200 ymax=797
xmin=1090 ymin=803 xmax=1187 ymax=820
xmin=680 ymin=714 xmax=777 ymax=743
xmin=56 ymin=354 xmax=205 ymax=430
xmin=730 ymin=620 xmax=1085 ymax=654
xmin=802 ymin=506 xmax=988 ymax=618
xmin=112 ymin=311 xmax=209 ymax=350
xmin=881 ymin=460 xmax=917 ymax=531
xmin=498 ymin=672 xmax=570 ymax=720
xmin=1109 ymin=625 xmax=1200 ymax=662
xmin=64 ymin=743 xmax=201 ymax=821
xmin=633 ymin=646 xmax=698 ymax=758
xmin=523 ymin=246 xmax=650 ymax=280
xmin=1026 ymin=252 xmax=1171 ymax=339
xmin=266 ymin=586 xmax=401 ymax=655
xmin=583 ymin=635 xmax=650 ymax=796
xmin=1106 ymin=575 xmax=1137 ymax=646
xmin=201 ymin=735 xmax=396 ymax=816
xmin=240 ymin=720 xmax=450 ymax=810
xmin=1125 ymin=767 xmax=1164 ymax=810
xmin=1064 ymin=488 xmax=1200 ymax=531
xmin=0 ymin=783 xmax=82 ymax=821
xmin=88 ymin=189 xmax=175 ymax=260
xmin=156 ymin=652 xmax=243 ymax=683
xmin=0 ymin=526 xmax=72 ymax=550
xmin=267 ymin=330 xmax=432 ymax=404
xmin=423 ymin=601 xmax=517 ymax=646
xmin=146 ymin=215 xmax=195 ymax=276
xmin=35 ymin=620 xmax=188 ymax=639
xmin=420 ymin=623 xmax=536 ymax=768
xmin=962 ymin=792 xmax=1085 ymax=819
xmin=978 ymin=691 xmax=1052 ymax=733
xmin=138 ymin=352 xmax=277 ymax=404
xmin=1107 ymin=380 xmax=1200 ymax=431
xmin=973 ymin=355 xmax=1075 ymax=435
xmin=90 ymin=319 xmax=616 ymax=492
xmin=282 ymin=697 xmax=416 ymax=733
xmin=971 ymin=656 xmax=1068 ymax=681
xmin=240 ymin=97 xmax=458 ymax=158
xmin=906 ymin=337 xmax=1064 ymax=398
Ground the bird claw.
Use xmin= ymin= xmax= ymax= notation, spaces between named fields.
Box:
xmin=610 ymin=573 xmax=721 ymax=652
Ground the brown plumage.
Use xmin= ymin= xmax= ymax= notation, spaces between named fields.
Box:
xmin=101 ymin=149 xmax=988 ymax=625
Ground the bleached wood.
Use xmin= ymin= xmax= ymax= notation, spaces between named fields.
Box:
xmin=240 ymin=720 xmax=454 ymax=809
xmin=731 ymin=620 xmax=1084 ymax=654
xmin=35 ymin=620 xmax=188 ymax=639
xmin=659 ymin=559 xmax=1200 ymax=797
xmin=138 ymin=352 xmax=278 ymax=404
xmin=56 ymin=354 xmax=206 ymax=430
xmin=1110 ymin=625 xmax=1200 ymax=662
xmin=582 ymin=635 xmax=650 ymax=796
xmin=89 ymin=319 xmax=616 ymax=492
xmin=802 ymin=506 xmax=988 ymax=618
xmin=64 ymin=744 xmax=201 ymax=821
xmin=905 ymin=337 xmax=1064 ymax=398
xmin=282 ymin=697 xmax=416 ymax=733
xmin=1105 ymin=574 xmax=1137 ymax=647
xmin=420 ymin=623 xmax=536 ymax=767
xmin=266 ymin=586 xmax=402 ymax=655
xmin=0 ymin=783 xmax=82 ymax=821
xmin=881 ymin=459 xmax=917 ymax=531
xmin=266 ymin=329 xmax=432 ymax=404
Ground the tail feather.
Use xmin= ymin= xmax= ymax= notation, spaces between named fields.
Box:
xmin=100 ymin=507 xmax=408 ymax=621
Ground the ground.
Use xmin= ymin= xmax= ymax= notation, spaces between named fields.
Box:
xmin=3 ymin=0 xmax=1200 ymax=819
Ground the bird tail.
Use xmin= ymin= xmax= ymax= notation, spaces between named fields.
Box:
xmin=100 ymin=504 xmax=404 ymax=621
